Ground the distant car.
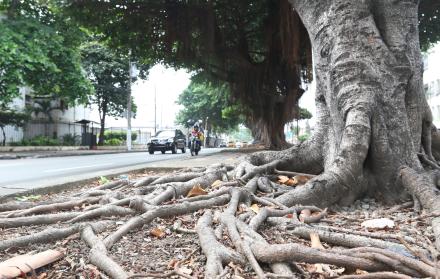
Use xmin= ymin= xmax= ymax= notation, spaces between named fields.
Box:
xmin=235 ymin=142 xmax=242 ymax=148
xmin=219 ymin=142 xmax=227 ymax=147
xmin=228 ymin=141 xmax=235 ymax=148
xmin=147 ymin=129 xmax=186 ymax=154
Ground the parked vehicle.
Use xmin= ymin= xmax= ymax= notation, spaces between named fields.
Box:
xmin=190 ymin=134 xmax=202 ymax=156
xmin=235 ymin=142 xmax=242 ymax=148
xmin=147 ymin=129 xmax=186 ymax=154
xmin=219 ymin=141 xmax=227 ymax=147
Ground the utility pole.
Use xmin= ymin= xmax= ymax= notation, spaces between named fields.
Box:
xmin=204 ymin=117 xmax=209 ymax=147
xmin=126 ymin=51 xmax=133 ymax=151
xmin=154 ymin=84 xmax=157 ymax=135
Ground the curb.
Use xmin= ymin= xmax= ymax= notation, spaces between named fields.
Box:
xmin=0 ymin=166 xmax=183 ymax=203
xmin=0 ymin=150 xmax=148 ymax=160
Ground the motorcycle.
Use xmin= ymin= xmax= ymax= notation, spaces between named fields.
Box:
xmin=190 ymin=135 xmax=201 ymax=156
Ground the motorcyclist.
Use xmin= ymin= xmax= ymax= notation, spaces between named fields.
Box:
xmin=191 ymin=124 xmax=204 ymax=142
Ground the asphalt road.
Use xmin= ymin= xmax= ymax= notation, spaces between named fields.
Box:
xmin=0 ymin=148 xmax=224 ymax=196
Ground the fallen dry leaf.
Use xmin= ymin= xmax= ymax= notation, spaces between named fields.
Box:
xmin=277 ymin=175 xmax=290 ymax=184
xmin=211 ymin=180 xmax=223 ymax=188
xmin=187 ymin=184 xmax=208 ymax=197
xmin=150 ymin=228 xmax=166 ymax=238
xmin=356 ymin=269 xmax=368 ymax=275
xmin=310 ymin=232 xmax=325 ymax=250
xmin=168 ymin=258 xmax=178 ymax=269
xmin=299 ymin=209 xmax=312 ymax=222
xmin=249 ymin=204 xmax=260 ymax=213
xmin=286 ymin=177 xmax=298 ymax=186
xmin=179 ymin=266 xmax=192 ymax=275
xmin=294 ymin=175 xmax=311 ymax=184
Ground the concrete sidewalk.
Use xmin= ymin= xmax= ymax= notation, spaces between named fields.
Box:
xmin=0 ymin=149 xmax=148 ymax=160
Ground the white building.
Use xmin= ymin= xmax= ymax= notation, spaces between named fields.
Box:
xmin=424 ymin=43 xmax=440 ymax=127
xmin=3 ymin=87 xmax=95 ymax=145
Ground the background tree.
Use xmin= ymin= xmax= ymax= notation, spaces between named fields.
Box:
xmin=0 ymin=0 xmax=92 ymax=107
xmin=62 ymin=0 xmax=312 ymax=149
xmin=0 ymin=108 xmax=30 ymax=146
xmin=81 ymin=42 xmax=145 ymax=145
xmin=61 ymin=0 xmax=440 ymax=148
xmin=176 ymin=81 xmax=244 ymax=136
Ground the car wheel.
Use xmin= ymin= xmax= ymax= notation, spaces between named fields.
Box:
xmin=161 ymin=150 xmax=166 ymax=154
xmin=149 ymin=150 xmax=154 ymax=155
xmin=171 ymin=144 xmax=177 ymax=154
xmin=181 ymin=146 xmax=186 ymax=153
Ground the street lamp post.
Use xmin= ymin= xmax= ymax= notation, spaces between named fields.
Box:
xmin=204 ymin=117 xmax=209 ymax=147
xmin=126 ymin=51 xmax=134 ymax=151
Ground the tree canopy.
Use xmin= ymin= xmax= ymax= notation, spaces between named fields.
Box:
xmin=62 ymin=0 xmax=312 ymax=148
xmin=176 ymin=81 xmax=243 ymax=134
xmin=0 ymin=0 xmax=92 ymax=107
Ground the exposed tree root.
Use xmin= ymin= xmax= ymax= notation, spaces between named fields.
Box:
xmin=1 ymin=162 xmax=438 ymax=278
xmin=400 ymin=166 xmax=440 ymax=251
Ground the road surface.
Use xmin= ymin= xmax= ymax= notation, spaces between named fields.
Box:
xmin=0 ymin=148 xmax=224 ymax=197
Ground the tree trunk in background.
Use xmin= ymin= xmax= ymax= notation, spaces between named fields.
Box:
xmin=1 ymin=126 xmax=5 ymax=146
xmin=98 ymin=107 xmax=106 ymax=146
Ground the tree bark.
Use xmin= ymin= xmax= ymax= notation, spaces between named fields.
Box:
xmin=241 ymin=0 xmax=437 ymax=207
xmin=98 ymin=105 xmax=107 ymax=146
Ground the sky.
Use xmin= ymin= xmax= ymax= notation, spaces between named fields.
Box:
xmin=100 ymin=62 xmax=318 ymax=131
xmin=99 ymin=64 xmax=192 ymax=129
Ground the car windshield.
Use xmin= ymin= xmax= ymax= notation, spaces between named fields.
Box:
xmin=155 ymin=130 xmax=175 ymax=138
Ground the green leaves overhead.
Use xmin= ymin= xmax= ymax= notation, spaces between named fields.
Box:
xmin=419 ymin=0 xmax=440 ymax=52
xmin=0 ymin=1 xmax=92 ymax=106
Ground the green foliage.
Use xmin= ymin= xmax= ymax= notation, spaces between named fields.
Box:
xmin=229 ymin=127 xmax=253 ymax=143
xmin=0 ymin=1 xmax=92 ymax=107
xmin=419 ymin=0 xmax=440 ymax=51
xmin=105 ymin=138 xmax=123 ymax=146
xmin=0 ymin=109 xmax=29 ymax=129
xmin=298 ymin=108 xmax=313 ymax=120
xmin=99 ymin=176 xmax=110 ymax=184
xmin=104 ymin=131 xmax=137 ymax=142
xmin=176 ymin=81 xmax=244 ymax=134
xmin=15 ymin=194 xmax=41 ymax=202
xmin=61 ymin=134 xmax=80 ymax=146
xmin=0 ymin=108 xmax=30 ymax=146
xmin=10 ymin=135 xmax=60 ymax=146
xmin=28 ymin=135 xmax=60 ymax=146
xmin=62 ymin=0 xmax=311 ymax=136
xmin=298 ymin=134 xmax=310 ymax=142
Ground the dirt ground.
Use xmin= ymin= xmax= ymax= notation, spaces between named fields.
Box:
xmin=0 ymin=169 xmax=437 ymax=279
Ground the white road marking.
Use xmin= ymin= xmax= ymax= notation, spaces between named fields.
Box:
xmin=43 ymin=163 xmax=114 ymax=173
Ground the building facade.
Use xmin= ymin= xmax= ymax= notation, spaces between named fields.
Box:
xmin=424 ymin=44 xmax=440 ymax=127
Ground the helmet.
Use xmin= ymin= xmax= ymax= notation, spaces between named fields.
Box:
xmin=193 ymin=124 xmax=199 ymax=130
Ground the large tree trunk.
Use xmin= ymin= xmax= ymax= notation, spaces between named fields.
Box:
xmin=248 ymin=116 xmax=288 ymax=150
xmin=245 ymin=0 xmax=439 ymax=210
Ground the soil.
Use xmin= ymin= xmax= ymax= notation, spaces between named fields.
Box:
xmin=0 ymin=169 xmax=435 ymax=279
